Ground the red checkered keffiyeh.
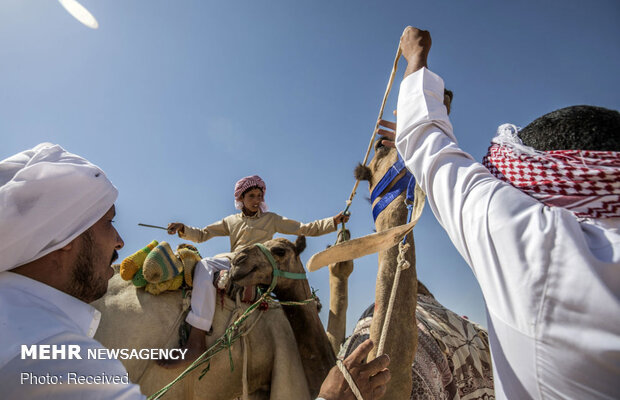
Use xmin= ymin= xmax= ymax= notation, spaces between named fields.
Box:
xmin=482 ymin=124 xmax=620 ymax=219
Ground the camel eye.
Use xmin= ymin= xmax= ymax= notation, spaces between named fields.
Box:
xmin=271 ymin=247 xmax=286 ymax=257
xmin=375 ymin=138 xmax=385 ymax=149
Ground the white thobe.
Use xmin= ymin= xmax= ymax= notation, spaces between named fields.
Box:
xmin=0 ymin=272 xmax=145 ymax=400
xmin=186 ymin=257 xmax=232 ymax=331
xmin=395 ymin=68 xmax=620 ymax=399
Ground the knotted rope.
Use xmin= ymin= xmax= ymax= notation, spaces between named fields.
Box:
xmin=336 ymin=33 xmax=422 ymax=399
xmin=377 ymin=240 xmax=410 ymax=356
xmin=374 ymin=184 xmax=425 ymax=358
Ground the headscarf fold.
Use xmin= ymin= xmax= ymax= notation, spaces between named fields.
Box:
xmin=233 ymin=175 xmax=268 ymax=212
xmin=482 ymin=124 xmax=620 ymax=219
xmin=0 ymin=143 xmax=118 ymax=271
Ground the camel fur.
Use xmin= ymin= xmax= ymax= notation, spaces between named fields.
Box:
xmin=326 ymin=229 xmax=353 ymax=354
xmin=358 ymin=142 xmax=419 ymax=399
xmin=92 ymin=269 xmax=311 ymax=399
xmin=229 ymin=236 xmax=336 ymax=399
xmin=340 ymin=117 xmax=494 ymax=398
xmin=342 ymin=293 xmax=494 ymax=399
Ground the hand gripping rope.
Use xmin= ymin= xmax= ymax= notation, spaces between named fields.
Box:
xmin=333 ymin=33 xmax=424 ymax=400
xmin=336 ymin=358 xmax=364 ymax=400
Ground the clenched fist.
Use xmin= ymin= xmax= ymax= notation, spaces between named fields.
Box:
xmin=400 ymin=26 xmax=431 ymax=77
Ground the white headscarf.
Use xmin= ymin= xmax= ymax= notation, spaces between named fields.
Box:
xmin=0 ymin=143 xmax=118 ymax=271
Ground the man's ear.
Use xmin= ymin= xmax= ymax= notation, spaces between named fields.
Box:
xmin=444 ymin=89 xmax=453 ymax=115
xmin=59 ymin=237 xmax=79 ymax=252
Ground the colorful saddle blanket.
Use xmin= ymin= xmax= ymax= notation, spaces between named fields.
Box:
xmin=341 ymin=294 xmax=495 ymax=400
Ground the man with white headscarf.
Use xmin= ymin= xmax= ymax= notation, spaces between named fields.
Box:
xmin=0 ymin=143 xmax=145 ymax=399
xmin=378 ymin=27 xmax=620 ymax=399
xmin=0 ymin=143 xmax=391 ymax=400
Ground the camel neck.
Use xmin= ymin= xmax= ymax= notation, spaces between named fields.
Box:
xmin=274 ymin=279 xmax=335 ymax=398
xmin=370 ymin=196 xmax=419 ymax=400
xmin=273 ymin=278 xmax=312 ymax=303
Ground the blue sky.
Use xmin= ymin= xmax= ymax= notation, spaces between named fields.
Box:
xmin=2 ymin=0 xmax=619 ymax=333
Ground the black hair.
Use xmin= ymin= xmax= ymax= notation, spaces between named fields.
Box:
xmin=444 ymin=88 xmax=454 ymax=115
xmin=518 ymin=105 xmax=620 ymax=151
xmin=241 ymin=185 xmax=263 ymax=198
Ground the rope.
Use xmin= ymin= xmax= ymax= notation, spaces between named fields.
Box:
xmin=342 ymin=43 xmax=402 ymax=218
xmin=148 ymin=293 xmax=271 ymax=399
xmin=376 ymin=241 xmax=410 ymax=356
xmin=336 ymin=359 xmax=364 ymax=400
xmin=336 ymin=37 xmax=408 ymax=398
xmin=234 ymin=292 xmax=250 ymax=400
xmin=375 ymin=184 xmax=426 ymax=356
xmin=148 ymin=297 xmax=287 ymax=399
xmin=242 ymin=335 xmax=249 ymax=400
xmin=233 ymin=291 xmax=274 ymax=400
xmin=148 ymin=244 xmax=314 ymax=400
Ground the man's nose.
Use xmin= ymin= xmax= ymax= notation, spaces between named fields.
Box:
xmin=115 ymin=229 xmax=124 ymax=250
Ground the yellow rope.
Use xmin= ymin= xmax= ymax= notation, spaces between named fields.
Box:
xmin=336 ymin=359 xmax=364 ymax=400
xmin=334 ymin=38 xmax=406 ymax=399
xmin=377 ymin=241 xmax=410 ymax=356
xmin=343 ymin=44 xmax=402 ymax=214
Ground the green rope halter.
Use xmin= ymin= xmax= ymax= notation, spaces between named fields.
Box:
xmin=149 ymin=242 xmax=312 ymax=400
xmin=255 ymin=243 xmax=308 ymax=281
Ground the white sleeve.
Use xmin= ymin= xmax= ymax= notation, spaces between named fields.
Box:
xmin=395 ymin=68 xmax=555 ymax=326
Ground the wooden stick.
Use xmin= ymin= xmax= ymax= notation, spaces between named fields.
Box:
xmin=345 ymin=44 xmax=402 ymax=211
xmin=138 ymin=223 xmax=168 ymax=231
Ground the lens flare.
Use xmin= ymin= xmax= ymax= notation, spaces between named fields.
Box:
xmin=58 ymin=0 xmax=99 ymax=29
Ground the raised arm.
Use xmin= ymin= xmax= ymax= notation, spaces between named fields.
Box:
xmin=394 ymin=26 xmax=552 ymax=328
xmin=167 ymin=219 xmax=230 ymax=243
xmin=400 ymin=26 xmax=431 ymax=79
xmin=274 ymin=213 xmax=339 ymax=237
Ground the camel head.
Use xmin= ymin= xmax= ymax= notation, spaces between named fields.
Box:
xmin=354 ymin=89 xmax=453 ymax=231
xmin=229 ymin=236 xmax=307 ymax=291
xmin=354 ymin=136 xmax=407 ymax=231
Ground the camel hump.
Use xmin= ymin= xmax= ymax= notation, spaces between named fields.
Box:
xmin=342 ymin=295 xmax=494 ymax=399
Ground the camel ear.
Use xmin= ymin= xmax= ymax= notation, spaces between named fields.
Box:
xmin=354 ymin=163 xmax=372 ymax=181
xmin=294 ymin=236 xmax=306 ymax=255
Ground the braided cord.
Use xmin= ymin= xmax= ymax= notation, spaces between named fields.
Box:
xmin=376 ymin=241 xmax=410 ymax=356
xmin=342 ymin=43 xmax=402 ymax=220
xmin=336 ymin=359 xmax=364 ymax=400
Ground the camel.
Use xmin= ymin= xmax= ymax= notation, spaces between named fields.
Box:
xmin=229 ymin=236 xmax=336 ymax=398
xmin=224 ymin=222 xmax=493 ymax=399
xmin=341 ymin=122 xmax=495 ymax=398
xmin=340 ymin=294 xmax=494 ymax=399
xmin=326 ymin=229 xmax=354 ymax=354
xmin=352 ymin=140 xmax=419 ymax=399
xmin=92 ymin=269 xmax=311 ymax=399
